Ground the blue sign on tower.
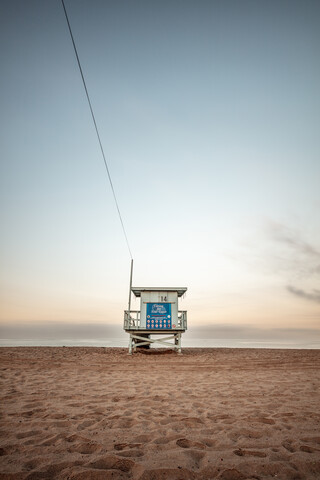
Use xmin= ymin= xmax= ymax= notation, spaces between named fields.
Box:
xmin=146 ymin=303 xmax=171 ymax=330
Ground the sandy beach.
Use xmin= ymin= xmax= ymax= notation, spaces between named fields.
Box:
xmin=0 ymin=347 xmax=319 ymax=479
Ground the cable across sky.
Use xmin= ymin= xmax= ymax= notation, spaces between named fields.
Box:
xmin=61 ymin=0 xmax=133 ymax=260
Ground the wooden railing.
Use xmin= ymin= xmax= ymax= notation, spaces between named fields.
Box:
xmin=124 ymin=310 xmax=187 ymax=330
xmin=177 ymin=310 xmax=187 ymax=330
xmin=124 ymin=310 xmax=141 ymax=329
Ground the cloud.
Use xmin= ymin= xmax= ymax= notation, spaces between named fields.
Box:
xmin=259 ymin=220 xmax=320 ymax=305
xmin=287 ymin=285 xmax=320 ymax=304
xmin=267 ymin=220 xmax=320 ymax=258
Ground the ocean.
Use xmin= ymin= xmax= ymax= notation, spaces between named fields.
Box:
xmin=1 ymin=338 xmax=319 ymax=349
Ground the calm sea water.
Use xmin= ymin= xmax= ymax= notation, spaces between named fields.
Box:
xmin=1 ymin=338 xmax=319 ymax=349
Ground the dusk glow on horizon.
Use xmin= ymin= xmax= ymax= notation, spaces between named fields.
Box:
xmin=1 ymin=0 xmax=319 ymax=346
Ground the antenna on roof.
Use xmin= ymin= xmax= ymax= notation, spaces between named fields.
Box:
xmin=128 ymin=259 xmax=133 ymax=312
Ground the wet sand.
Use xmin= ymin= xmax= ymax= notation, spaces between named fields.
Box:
xmin=0 ymin=347 xmax=319 ymax=479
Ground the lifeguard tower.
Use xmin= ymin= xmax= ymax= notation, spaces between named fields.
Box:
xmin=124 ymin=287 xmax=187 ymax=354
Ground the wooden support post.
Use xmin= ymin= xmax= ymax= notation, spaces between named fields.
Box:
xmin=128 ymin=334 xmax=133 ymax=355
xmin=175 ymin=334 xmax=178 ymax=351
xmin=178 ymin=332 xmax=182 ymax=354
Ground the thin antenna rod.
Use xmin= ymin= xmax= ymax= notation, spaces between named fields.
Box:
xmin=61 ymin=0 xmax=133 ymax=260
xmin=128 ymin=259 xmax=133 ymax=312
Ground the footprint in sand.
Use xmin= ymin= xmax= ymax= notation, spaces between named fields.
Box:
xmin=153 ymin=437 xmax=171 ymax=445
xmin=282 ymin=440 xmax=296 ymax=453
xmin=248 ymin=416 xmax=275 ymax=425
xmin=114 ymin=443 xmax=142 ymax=451
xmin=201 ymin=438 xmax=215 ymax=447
xmin=117 ymin=449 xmax=144 ymax=458
xmin=176 ymin=438 xmax=206 ymax=449
xmin=180 ymin=416 xmax=204 ymax=428
xmin=66 ymin=434 xmax=89 ymax=443
xmin=233 ymin=448 xmax=267 ymax=458
xmin=88 ymin=454 xmax=135 ymax=473
xmin=219 ymin=468 xmax=247 ymax=480
xmin=299 ymin=445 xmax=319 ymax=453
xmin=50 ymin=413 xmax=68 ymax=420
xmin=239 ymin=429 xmax=263 ymax=440
xmin=20 ymin=410 xmax=35 ymax=418
xmin=300 ymin=436 xmax=320 ymax=445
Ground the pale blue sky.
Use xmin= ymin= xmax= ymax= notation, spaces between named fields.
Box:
xmin=1 ymin=0 xmax=319 ymax=342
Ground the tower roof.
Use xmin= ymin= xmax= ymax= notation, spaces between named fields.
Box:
xmin=131 ymin=287 xmax=187 ymax=297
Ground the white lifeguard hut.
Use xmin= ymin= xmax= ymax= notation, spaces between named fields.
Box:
xmin=124 ymin=287 xmax=187 ymax=354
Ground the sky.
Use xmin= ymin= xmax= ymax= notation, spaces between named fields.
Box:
xmin=1 ymin=0 xmax=319 ymax=346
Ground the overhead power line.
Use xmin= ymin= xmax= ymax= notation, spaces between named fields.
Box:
xmin=61 ymin=0 xmax=133 ymax=260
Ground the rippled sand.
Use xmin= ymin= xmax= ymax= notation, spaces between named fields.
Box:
xmin=1 ymin=347 xmax=320 ymax=479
